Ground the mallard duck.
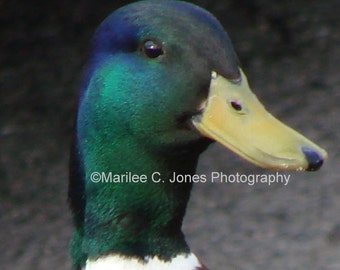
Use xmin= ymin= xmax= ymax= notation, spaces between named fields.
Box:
xmin=68 ymin=0 xmax=327 ymax=269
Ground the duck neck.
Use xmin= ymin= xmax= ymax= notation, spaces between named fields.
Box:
xmin=74 ymin=131 xmax=210 ymax=264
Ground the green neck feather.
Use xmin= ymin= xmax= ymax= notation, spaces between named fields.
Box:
xmin=71 ymin=79 xmax=211 ymax=265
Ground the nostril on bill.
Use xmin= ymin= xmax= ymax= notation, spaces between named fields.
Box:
xmin=302 ymin=147 xmax=324 ymax=171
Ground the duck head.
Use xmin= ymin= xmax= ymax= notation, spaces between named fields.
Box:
xmin=70 ymin=0 xmax=327 ymax=268
xmin=78 ymin=0 xmax=326 ymax=171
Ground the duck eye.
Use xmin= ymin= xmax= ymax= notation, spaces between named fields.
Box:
xmin=142 ymin=39 xmax=164 ymax=58
xmin=230 ymin=101 xmax=242 ymax=111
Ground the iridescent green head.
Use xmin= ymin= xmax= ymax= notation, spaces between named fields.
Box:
xmin=77 ymin=0 xmax=240 ymax=158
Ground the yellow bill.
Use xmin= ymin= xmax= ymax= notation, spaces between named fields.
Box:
xmin=192 ymin=69 xmax=327 ymax=171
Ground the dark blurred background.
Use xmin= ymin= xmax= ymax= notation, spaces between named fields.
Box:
xmin=0 ymin=0 xmax=339 ymax=269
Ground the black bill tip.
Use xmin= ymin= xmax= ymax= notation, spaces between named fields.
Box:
xmin=302 ymin=147 xmax=324 ymax=171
